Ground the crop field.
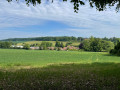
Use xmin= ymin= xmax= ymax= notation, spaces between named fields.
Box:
xmin=0 ymin=49 xmax=120 ymax=89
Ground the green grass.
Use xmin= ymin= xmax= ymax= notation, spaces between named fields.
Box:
xmin=0 ymin=49 xmax=120 ymax=89
xmin=0 ymin=49 xmax=120 ymax=68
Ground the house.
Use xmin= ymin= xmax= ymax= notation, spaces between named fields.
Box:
xmin=47 ymin=47 xmax=55 ymax=50
xmin=67 ymin=46 xmax=79 ymax=50
xmin=16 ymin=46 xmax=23 ymax=48
xmin=30 ymin=47 xmax=39 ymax=50
xmin=11 ymin=45 xmax=23 ymax=48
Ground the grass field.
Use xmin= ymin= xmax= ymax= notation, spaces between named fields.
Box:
xmin=0 ymin=49 xmax=120 ymax=89
xmin=0 ymin=49 xmax=120 ymax=68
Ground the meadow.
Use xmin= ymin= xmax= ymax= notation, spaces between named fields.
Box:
xmin=0 ymin=49 xmax=120 ymax=68
xmin=0 ymin=49 xmax=120 ymax=89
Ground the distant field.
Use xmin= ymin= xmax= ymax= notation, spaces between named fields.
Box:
xmin=17 ymin=41 xmax=80 ymax=46
xmin=0 ymin=49 xmax=120 ymax=69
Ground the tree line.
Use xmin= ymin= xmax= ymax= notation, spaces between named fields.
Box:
xmin=2 ymin=36 xmax=79 ymax=42
xmin=2 ymin=36 xmax=120 ymax=44
xmin=1 ymin=37 xmax=120 ymax=56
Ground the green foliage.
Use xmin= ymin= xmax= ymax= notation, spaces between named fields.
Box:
xmin=55 ymin=41 xmax=61 ymax=47
xmin=3 ymin=37 xmax=120 ymax=47
xmin=110 ymin=42 xmax=120 ymax=55
xmin=60 ymin=42 xmax=64 ymax=48
xmin=102 ymin=40 xmax=114 ymax=51
xmin=0 ymin=41 xmax=12 ymax=49
xmin=39 ymin=41 xmax=52 ymax=50
xmin=30 ymin=43 xmax=40 ymax=47
xmin=82 ymin=39 xmax=91 ymax=51
xmin=79 ymin=43 xmax=83 ymax=49
xmin=55 ymin=41 xmax=65 ymax=48
xmin=82 ymin=37 xmax=114 ymax=52
xmin=1 ymin=63 xmax=120 ymax=89
xmin=3 ymin=36 xmax=78 ymax=42
xmin=90 ymin=38 xmax=103 ymax=52
xmin=66 ymin=42 xmax=72 ymax=46
xmin=23 ymin=44 xmax=30 ymax=50
xmin=103 ymin=37 xmax=120 ymax=45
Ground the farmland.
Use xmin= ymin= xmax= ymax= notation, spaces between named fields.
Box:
xmin=0 ymin=49 xmax=120 ymax=69
xmin=0 ymin=49 xmax=120 ymax=89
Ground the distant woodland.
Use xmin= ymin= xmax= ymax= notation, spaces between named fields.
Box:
xmin=1 ymin=36 xmax=120 ymax=45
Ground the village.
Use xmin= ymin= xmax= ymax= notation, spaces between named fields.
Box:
xmin=11 ymin=45 xmax=79 ymax=51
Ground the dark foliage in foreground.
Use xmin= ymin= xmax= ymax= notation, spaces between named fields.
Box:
xmin=0 ymin=63 xmax=120 ymax=90
xmin=7 ymin=0 xmax=120 ymax=13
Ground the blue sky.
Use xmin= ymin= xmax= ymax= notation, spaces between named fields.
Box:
xmin=0 ymin=0 xmax=120 ymax=40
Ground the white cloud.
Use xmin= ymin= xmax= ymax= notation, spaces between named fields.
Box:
xmin=0 ymin=0 xmax=120 ymax=38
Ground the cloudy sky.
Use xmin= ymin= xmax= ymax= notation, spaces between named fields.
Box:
xmin=0 ymin=0 xmax=120 ymax=40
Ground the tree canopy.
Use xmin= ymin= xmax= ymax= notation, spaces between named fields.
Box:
xmin=7 ymin=0 xmax=120 ymax=12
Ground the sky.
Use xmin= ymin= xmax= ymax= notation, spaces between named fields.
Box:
xmin=0 ymin=0 xmax=120 ymax=40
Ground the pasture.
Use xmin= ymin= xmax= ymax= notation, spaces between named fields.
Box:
xmin=0 ymin=49 xmax=120 ymax=89
xmin=0 ymin=49 xmax=120 ymax=69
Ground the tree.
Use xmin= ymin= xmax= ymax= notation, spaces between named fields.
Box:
xmin=102 ymin=40 xmax=114 ymax=51
xmin=23 ymin=44 xmax=30 ymax=50
xmin=0 ymin=41 xmax=12 ymax=49
xmin=82 ymin=37 xmax=114 ymax=52
xmin=82 ymin=39 xmax=91 ymax=51
xmin=7 ymin=0 xmax=120 ymax=13
xmin=90 ymin=38 xmax=103 ymax=52
xmin=55 ymin=41 xmax=61 ymax=47
xmin=110 ymin=42 xmax=120 ymax=55
xmin=39 ymin=41 xmax=52 ymax=50
xmin=79 ymin=43 xmax=83 ymax=49
xmin=60 ymin=42 xmax=64 ymax=48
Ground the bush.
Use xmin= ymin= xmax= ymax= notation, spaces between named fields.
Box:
xmin=110 ymin=49 xmax=117 ymax=54
xmin=110 ymin=42 xmax=120 ymax=55
xmin=23 ymin=44 xmax=30 ymax=50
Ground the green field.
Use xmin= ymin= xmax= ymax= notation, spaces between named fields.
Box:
xmin=0 ymin=49 xmax=120 ymax=89
xmin=0 ymin=49 xmax=120 ymax=68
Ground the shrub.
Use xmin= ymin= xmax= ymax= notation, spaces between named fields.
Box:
xmin=110 ymin=42 xmax=120 ymax=55
xmin=23 ymin=44 xmax=30 ymax=50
